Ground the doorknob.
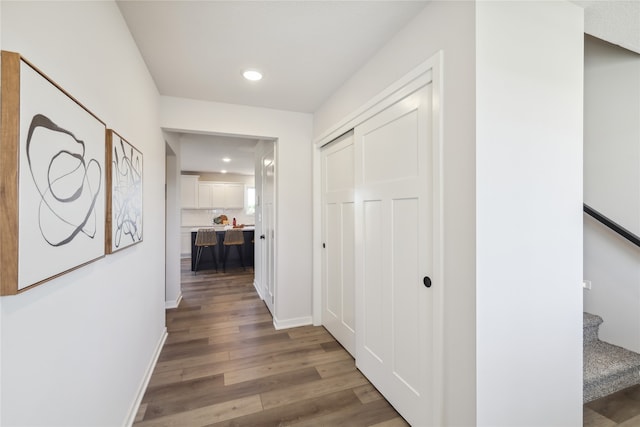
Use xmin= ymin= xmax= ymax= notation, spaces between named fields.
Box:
xmin=260 ymin=235 xmax=266 ymax=239
xmin=423 ymin=276 xmax=432 ymax=288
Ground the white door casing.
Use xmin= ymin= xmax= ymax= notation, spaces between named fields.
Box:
xmin=262 ymin=145 xmax=276 ymax=314
xmin=354 ymin=83 xmax=437 ymax=427
xmin=321 ymin=131 xmax=356 ymax=356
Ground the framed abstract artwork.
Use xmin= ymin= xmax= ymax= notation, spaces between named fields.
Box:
xmin=0 ymin=51 xmax=106 ymax=295
xmin=105 ymin=130 xmax=143 ymax=253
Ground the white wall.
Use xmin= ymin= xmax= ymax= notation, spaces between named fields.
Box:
xmin=1 ymin=2 xmax=166 ymax=426
xmin=584 ymin=36 xmax=640 ymax=234
xmin=314 ymin=2 xmax=477 ymax=426
xmin=583 ymin=35 xmax=640 ymax=351
xmin=165 ymin=133 xmax=182 ymax=309
xmin=476 ymin=2 xmax=583 ymax=426
xmin=317 ymin=1 xmax=584 ymax=425
xmin=160 ymin=97 xmax=313 ymax=327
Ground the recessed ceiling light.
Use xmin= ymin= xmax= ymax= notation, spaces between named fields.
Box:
xmin=222 ymin=157 xmax=231 ymax=163
xmin=243 ymin=70 xmax=262 ymax=81
xmin=221 ymin=170 xmax=227 ymax=174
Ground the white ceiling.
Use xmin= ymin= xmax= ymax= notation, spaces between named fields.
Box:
xmin=117 ymin=0 xmax=429 ymax=114
xmin=117 ymin=0 xmax=429 ymax=175
xmin=119 ymin=1 xmax=640 ymax=175
xmin=180 ymin=133 xmax=258 ymax=176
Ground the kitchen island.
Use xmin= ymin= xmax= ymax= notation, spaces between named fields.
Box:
xmin=190 ymin=227 xmax=255 ymax=271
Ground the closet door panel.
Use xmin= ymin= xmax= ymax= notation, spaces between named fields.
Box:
xmin=321 ymin=133 xmax=356 ymax=355
xmin=355 ymin=84 xmax=436 ymax=427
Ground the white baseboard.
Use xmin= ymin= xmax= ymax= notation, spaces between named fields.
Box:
xmin=253 ymin=279 xmax=265 ymax=300
xmin=124 ymin=328 xmax=167 ymax=427
xmin=165 ymin=293 xmax=183 ymax=309
xmin=273 ymin=315 xmax=313 ymax=330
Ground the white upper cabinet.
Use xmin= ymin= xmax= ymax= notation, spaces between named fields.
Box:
xmin=180 ymin=175 xmax=199 ymax=208
xmin=197 ymin=182 xmax=245 ymax=209
xmin=211 ymin=183 xmax=226 ymax=207
xmin=197 ymin=183 xmax=214 ymax=208
xmin=224 ymin=183 xmax=245 ymax=209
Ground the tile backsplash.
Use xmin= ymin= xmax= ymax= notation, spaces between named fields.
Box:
xmin=181 ymin=208 xmax=255 ymax=227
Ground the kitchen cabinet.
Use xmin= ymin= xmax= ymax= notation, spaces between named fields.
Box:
xmin=190 ymin=229 xmax=254 ymax=271
xmin=224 ymin=183 xmax=245 ymax=208
xmin=197 ymin=183 xmax=216 ymax=208
xmin=180 ymin=175 xmax=199 ymax=208
xmin=198 ymin=182 xmax=245 ymax=209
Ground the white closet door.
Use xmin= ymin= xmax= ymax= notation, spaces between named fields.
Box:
xmin=354 ymin=84 xmax=436 ymax=426
xmin=321 ymin=132 xmax=356 ymax=356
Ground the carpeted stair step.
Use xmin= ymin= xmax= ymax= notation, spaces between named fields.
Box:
xmin=584 ymin=312 xmax=603 ymax=343
xmin=583 ymin=311 xmax=640 ymax=403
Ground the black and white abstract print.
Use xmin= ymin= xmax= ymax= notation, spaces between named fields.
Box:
xmin=111 ymin=134 xmax=143 ymax=250
xmin=17 ymin=59 xmax=105 ymax=290
xmin=26 ymin=114 xmax=102 ymax=247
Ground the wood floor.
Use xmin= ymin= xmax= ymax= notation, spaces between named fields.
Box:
xmin=584 ymin=383 xmax=640 ymax=427
xmin=133 ymin=261 xmax=408 ymax=427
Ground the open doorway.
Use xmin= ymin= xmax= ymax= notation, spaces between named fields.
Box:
xmin=166 ymin=131 xmax=275 ymax=311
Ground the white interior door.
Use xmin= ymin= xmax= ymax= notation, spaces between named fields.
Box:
xmin=354 ymin=84 xmax=436 ymax=426
xmin=321 ymin=132 xmax=356 ymax=356
xmin=261 ymin=145 xmax=276 ymax=314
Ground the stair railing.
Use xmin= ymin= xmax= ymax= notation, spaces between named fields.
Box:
xmin=583 ymin=204 xmax=640 ymax=248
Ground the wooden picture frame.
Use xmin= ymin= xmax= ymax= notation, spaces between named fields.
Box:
xmin=105 ymin=129 xmax=143 ymax=253
xmin=0 ymin=51 xmax=106 ymax=295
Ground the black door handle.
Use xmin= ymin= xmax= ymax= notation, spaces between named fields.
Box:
xmin=260 ymin=235 xmax=266 ymax=239
xmin=423 ymin=276 xmax=432 ymax=288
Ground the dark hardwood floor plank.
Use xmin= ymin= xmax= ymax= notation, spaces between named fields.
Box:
xmin=223 ymin=348 xmax=352 ymax=385
xmin=353 ymin=383 xmax=386 ymax=404
xmin=165 ymin=326 xmax=240 ymax=345
xmin=143 ymin=368 xmax=322 ymax=422
xmin=198 ymin=299 xmax=268 ymax=314
xmin=187 ymin=313 xmax=274 ymax=333
xmin=179 ymin=345 xmax=331 ymax=384
xmin=142 ymin=373 xmax=224 ymax=404
xmin=228 ymin=332 xmax=336 ymax=360
xmin=287 ymin=326 xmax=334 ymax=339
xmin=168 ymin=310 xmax=271 ymax=329
xmin=133 ymin=260 xmax=403 ymax=427
xmin=315 ymin=358 xmax=359 ymax=379
xmin=260 ymin=369 xmax=370 ymax=410
xmin=208 ymin=389 xmax=361 ymax=427
xmin=153 ymin=350 xmax=230 ymax=374
xmin=238 ymin=320 xmax=275 ymax=332
xmin=320 ymin=340 xmax=345 ymax=352
xmin=369 ymin=417 xmax=411 ymax=427
xmin=135 ymin=395 xmax=263 ymax=427
xmin=289 ymin=398 xmax=408 ymax=427
xmin=146 ymin=369 xmax=186 ymax=389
